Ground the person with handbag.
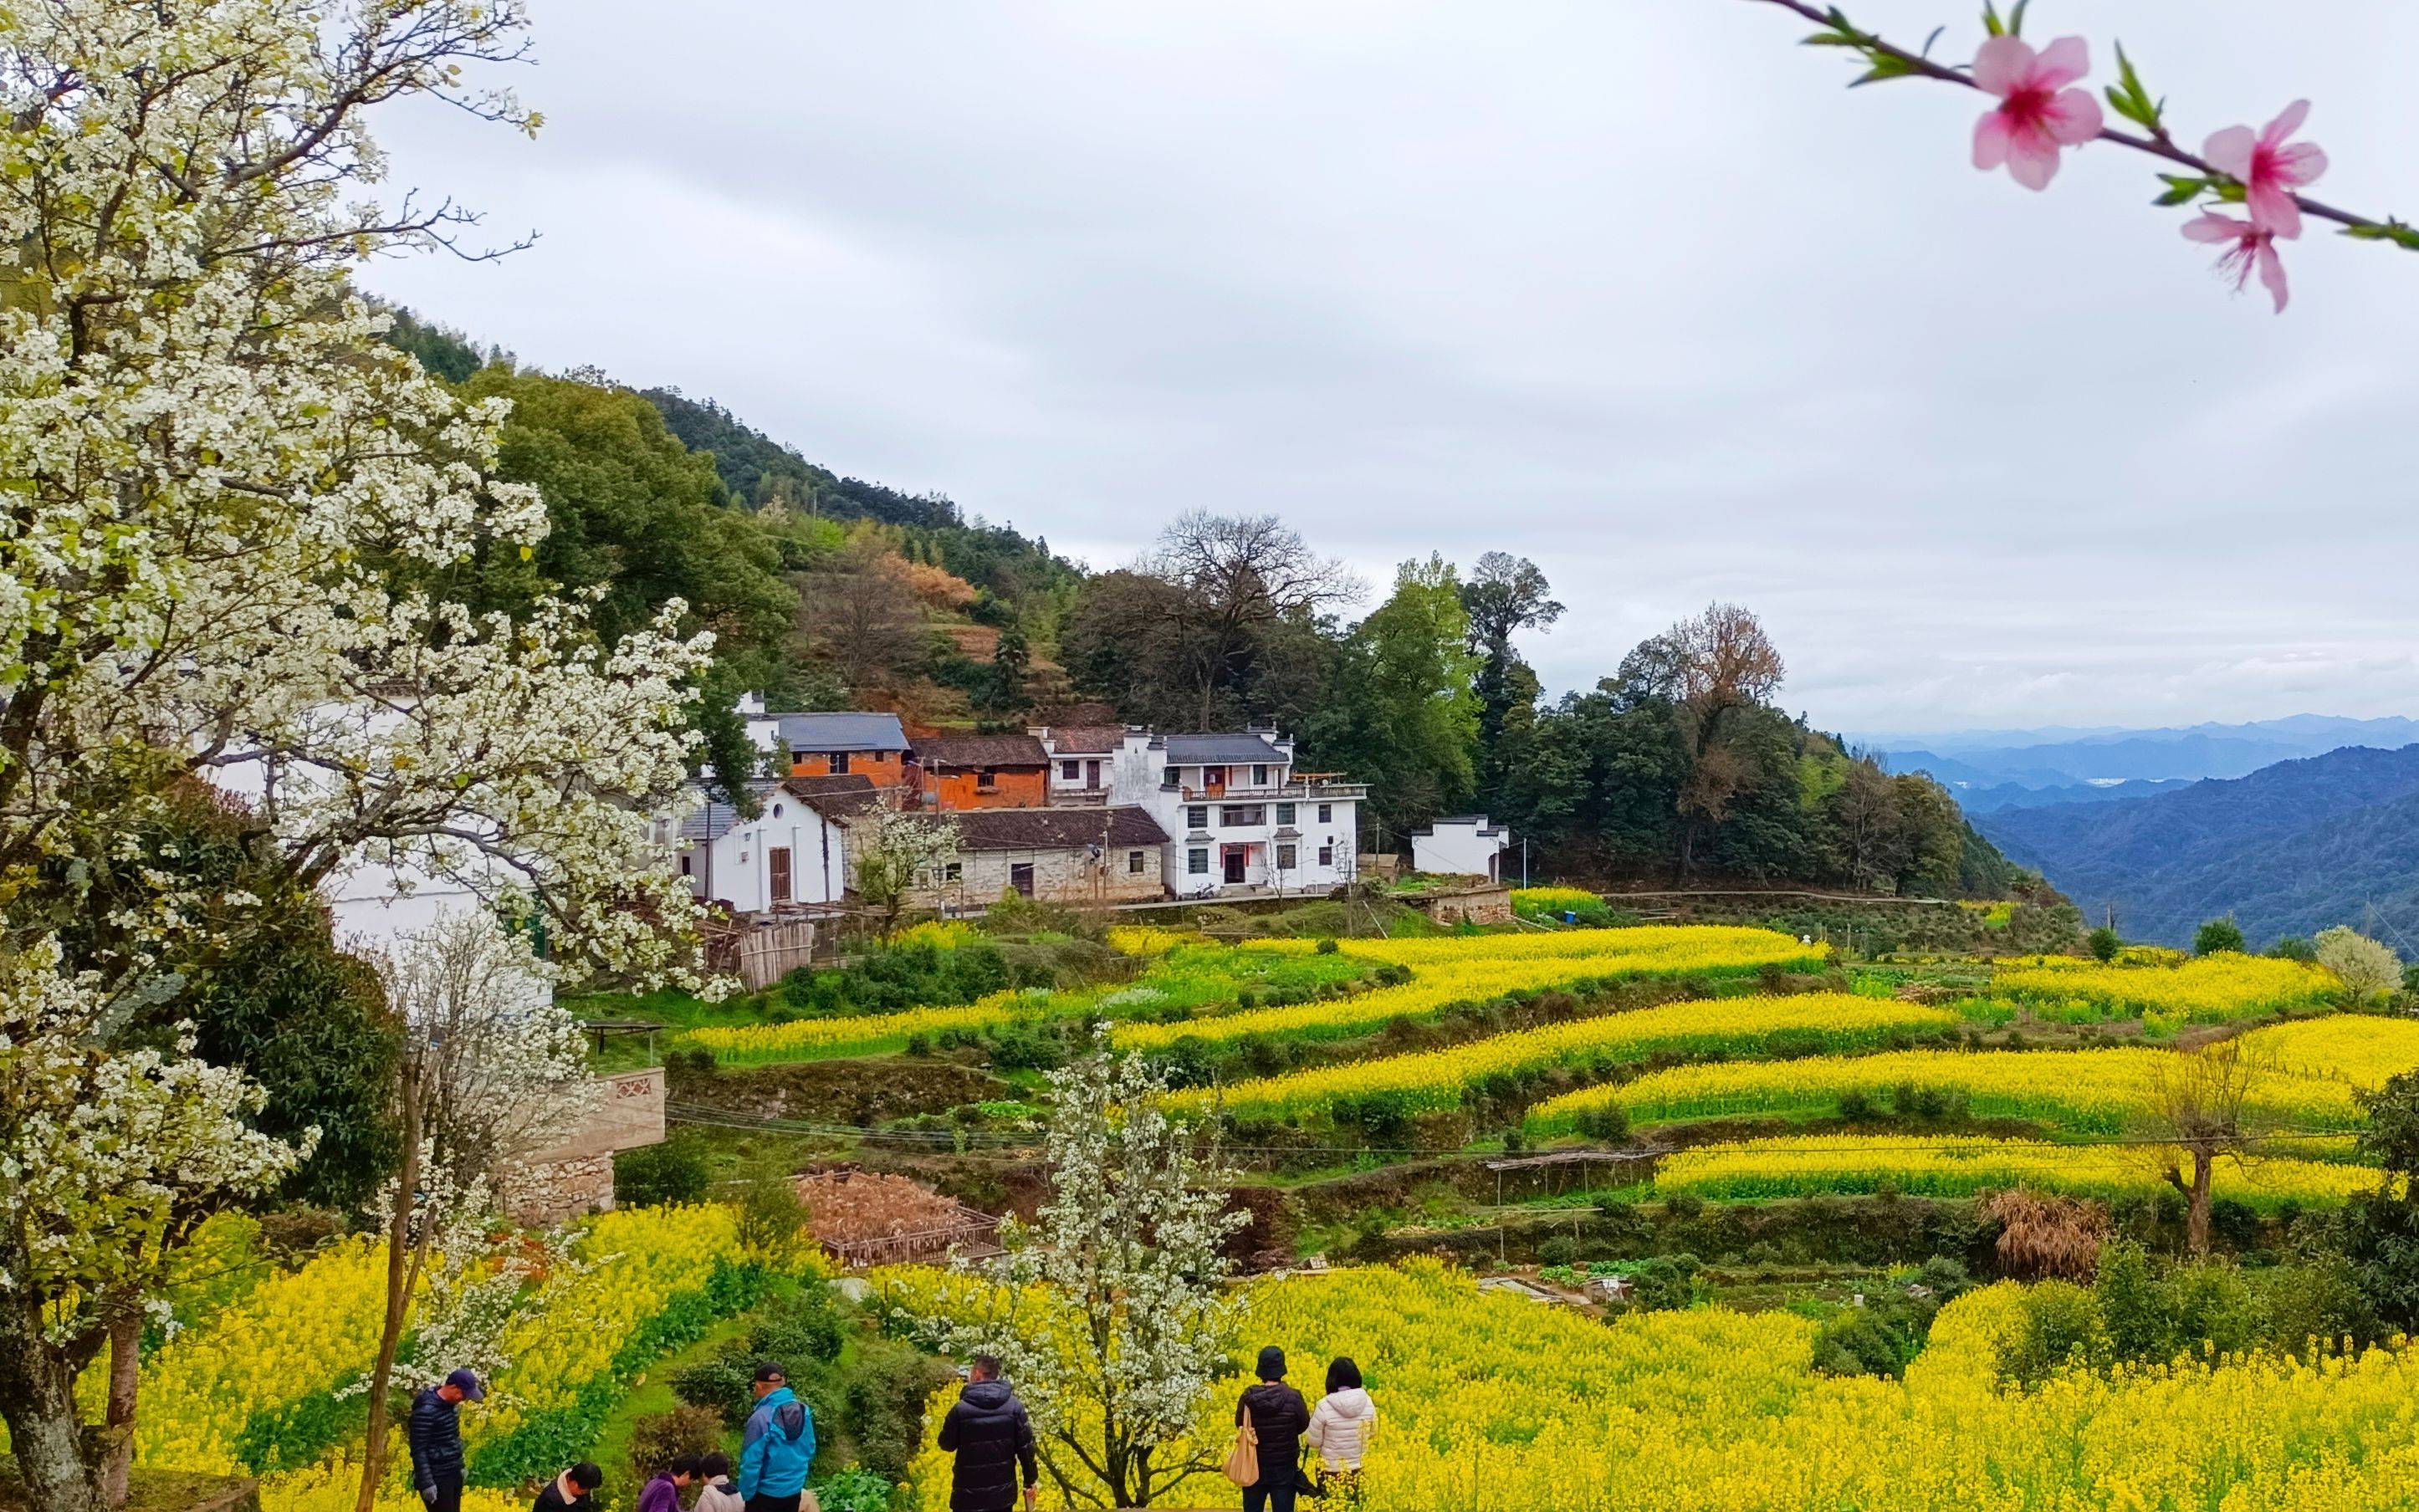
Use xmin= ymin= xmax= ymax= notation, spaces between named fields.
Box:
xmin=1304 ymin=1357 xmax=1377 ymax=1508
xmin=1230 ymin=1346 xmax=1310 ymax=1512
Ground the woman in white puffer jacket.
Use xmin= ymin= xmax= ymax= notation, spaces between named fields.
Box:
xmin=1304 ymin=1357 xmax=1378 ymax=1507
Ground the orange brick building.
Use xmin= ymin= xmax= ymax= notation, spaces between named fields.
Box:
xmin=911 ymin=732 xmax=1051 ymax=810
xmin=773 ymin=712 xmax=913 ymax=789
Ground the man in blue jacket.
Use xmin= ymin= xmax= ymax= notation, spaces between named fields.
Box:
xmin=408 ymin=1369 xmax=484 ymax=1512
xmin=738 ymin=1362 xmax=816 ymax=1512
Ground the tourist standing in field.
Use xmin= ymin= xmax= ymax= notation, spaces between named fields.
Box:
xmin=739 ymin=1363 xmax=818 ymax=1512
xmin=1305 ymin=1357 xmax=1377 ymax=1507
xmin=936 ymin=1355 xmax=1041 ymax=1512
xmin=637 ymin=1455 xmax=699 ymax=1512
xmin=531 ymin=1463 xmax=604 ymax=1512
xmin=408 ymin=1369 xmax=483 ymax=1512
xmin=1235 ymin=1346 xmax=1311 ymax=1512
xmin=693 ymin=1453 xmax=744 ymax=1512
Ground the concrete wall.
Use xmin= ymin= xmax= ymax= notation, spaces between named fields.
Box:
xmin=682 ymin=802 xmax=846 ymax=912
xmin=1413 ymin=819 xmax=1507 ymax=880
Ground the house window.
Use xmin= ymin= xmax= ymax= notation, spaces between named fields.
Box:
xmin=1276 ymin=802 xmax=1296 ymax=825
xmin=831 ymin=751 xmax=852 ymax=774
xmin=944 ymin=861 xmax=964 ymax=883
xmin=1061 ymin=759 xmax=1081 ymax=780
xmin=977 ymin=767 xmax=999 ymax=792
xmin=1186 ymin=805 xmax=1209 ymax=830
xmin=1188 ymin=848 xmax=1209 ymax=875
xmin=1276 ymin=843 xmax=1297 ymax=869
xmin=1010 ymin=862 xmax=1036 ymax=898
xmin=1317 ymin=803 xmax=1332 ymax=824
xmin=1318 ymin=843 xmax=1333 ymax=867
xmin=1253 ymin=764 xmax=1269 ymax=785
xmin=1128 ymin=850 xmax=1145 ymax=874
xmin=771 ymin=801 xmax=785 ymax=817
xmin=679 ymin=852 xmax=693 ymax=876
xmin=1220 ymin=805 xmax=1264 ymax=827
xmin=769 ymin=846 xmax=793 ymax=903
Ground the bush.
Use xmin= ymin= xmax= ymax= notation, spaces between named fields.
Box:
xmin=2007 ymin=1280 xmax=2110 ymax=1383
xmin=2086 ymin=927 xmax=2121 ymax=963
xmin=628 ymin=1405 xmax=725 ymax=1475
xmin=752 ymin=1285 xmax=847 ymax=1371
xmin=1835 ymin=1090 xmax=1874 ymax=1122
xmin=2193 ymin=917 xmax=2246 ymax=956
xmin=842 ymin=1335 xmax=954 ymax=1478
xmin=736 ymin=1172 xmax=810 ymax=1264
xmin=1620 ymin=1253 xmax=1701 ymax=1313
xmin=2094 ymin=1241 xmax=2172 ymax=1361
xmin=985 ymin=1020 xmax=1068 ymax=1072
xmin=2269 ymin=936 xmax=2317 ymax=964
xmin=816 ymin=1469 xmax=898 ymax=1512
xmin=669 ymin=1353 xmax=759 ymax=1428
xmin=616 ymin=1140 xmax=710 ymax=1208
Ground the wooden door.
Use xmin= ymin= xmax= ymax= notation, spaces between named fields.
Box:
xmin=768 ymin=846 xmax=794 ymax=903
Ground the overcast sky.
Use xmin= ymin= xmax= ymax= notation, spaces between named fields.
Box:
xmin=361 ymin=1 xmax=2419 ymax=739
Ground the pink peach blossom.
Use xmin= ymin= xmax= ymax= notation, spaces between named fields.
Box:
xmin=2202 ymin=100 xmax=2328 ymax=239
xmin=1971 ymin=34 xmax=2104 ymax=190
xmin=2182 ymin=211 xmax=2288 ymax=313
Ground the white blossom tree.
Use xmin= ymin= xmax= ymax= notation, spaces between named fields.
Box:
xmin=0 ymin=3 xmax=717 ymax=1507
xmin=919 ymin=1033 xmax=1245 ymax=1508
xmin=352 ymin=913 xmax=596 ymax=1508
xmin=2315 ymin=926 xmax=2403 ymax=1000
xmin=848 ymin=802 xmax=962 ymax=927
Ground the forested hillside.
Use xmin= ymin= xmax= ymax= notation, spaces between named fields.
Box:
xmin=1978 ymin=743 xmax=2419 ymax=947
xmin=381 ymin=307 xmax=2031 ymax=901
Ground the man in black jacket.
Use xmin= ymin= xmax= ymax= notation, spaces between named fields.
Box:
xmin=408 ymin=1368 xmax=483 ymax=1512
xmin=935 ymin=1356 xmax=1038 ymax=1512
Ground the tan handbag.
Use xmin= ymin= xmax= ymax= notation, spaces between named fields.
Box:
xmin=1222 ymin=1417 xmax=1261 ymax=1488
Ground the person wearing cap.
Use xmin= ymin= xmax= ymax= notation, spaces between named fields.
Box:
xmin=738 ymin=1362 xmax=816 ymax=1512
xmin=1234 ymin=1346 xmax=1309 ymax=1512
xmin=531 ymin=1463 xmax=605 ymax=1512
xmin=408 ymin=1368 xmax=483 ymax=1512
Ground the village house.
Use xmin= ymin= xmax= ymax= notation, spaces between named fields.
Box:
xmin=670 ymin=774 xmax=880 ymax=912
xmin=739 ymin=699 xmax=913 ymax=789
xmin=907 ymin=805 xmax=1170 ymax=909
xmin=1036 ymin=720 xmax=1363 ymax=896
xmin=1411 ymin=813 xmax=1513 ymax=881
xmin=910 ymin=731 xmax=1051 ymax=810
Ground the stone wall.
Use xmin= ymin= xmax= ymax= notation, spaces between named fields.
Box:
xmin=501 ymin=1068 xmax=665 ymax=1227
xmin=1419 ymin=885 xmax=1512 ymax=926
xmin=913 ymin=844 xmax=1166 ymax=910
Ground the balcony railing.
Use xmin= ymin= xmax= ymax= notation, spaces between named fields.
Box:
xmin=1159 ymin=779 xmax=1368 ymax=801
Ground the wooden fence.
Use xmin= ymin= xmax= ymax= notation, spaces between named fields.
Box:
xmin=713 ymin=917 xmax=820 ymax=991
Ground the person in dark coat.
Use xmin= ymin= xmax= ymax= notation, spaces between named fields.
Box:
xmin=1234 ymin=1346 xmax=1309 ymax=1512
xmin=532 ymin=1463 xmax=605 ymax=1512
xmin=407 ymin=1369 xmax=483 ymax=1512
xmin=936 ymin=1356 xmax=1039 ymax=1512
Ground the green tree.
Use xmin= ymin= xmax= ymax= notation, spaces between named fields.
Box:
xmin=1460 ymin=554 xmax=1562 ymax=815
xmin=2194 ymin=917 xmax=2248 ymax=955
xmin=2329 ymin=1070 xmax=2419 ymax=1331
xmin=2087 ymin=926 xmax=2123 ymax=962
xmin=1310 ymin=556 xmax=1481 ymax=844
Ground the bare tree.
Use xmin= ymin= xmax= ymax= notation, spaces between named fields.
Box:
xmin=1637 ymin=603 xmax=1787 ymax=874
xmin=2148 ymin=1040 xmax=2272 ymax=1256
xmin=800 ymin=534 xmax=929 ymax=694
xmin=1146 ymin=512 xmax=1358 ymax=728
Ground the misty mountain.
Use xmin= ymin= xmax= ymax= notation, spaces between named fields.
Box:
xmin=1951 ymin=778 xmax=2196 ymax=815
xmin=1877 ymin=715 xmax=2419 ymax=790
xmin=1974 ymin=743 xmax=2419 ymax=949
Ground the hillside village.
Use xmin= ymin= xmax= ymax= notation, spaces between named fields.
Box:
xmin=14 ymin=10 xmax=2419 ymax=1512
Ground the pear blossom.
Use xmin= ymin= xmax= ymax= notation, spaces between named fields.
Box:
xmin=1971 ymin=35 xmax=2104 ymax=190
xmin=2182 ymin=211 xmax=2289 ymax=313
xmin=2203 ymin=100 xmax=2328 ymax=239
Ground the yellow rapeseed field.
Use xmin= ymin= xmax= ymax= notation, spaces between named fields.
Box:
xmin=882 ymin=1259 xmax=2419 ymax=1512
xmin=1992 ymin=952 xmax=2340 ymax=1034
xmin=1537 ymin=1041 xmax=2376 ymax=1138
xmin=2237 ymin=1014 xmax=2419 ymax=1088
xmin=1654 ymin=1134 xmax=2380 ymax=1209
xmin=1167 ymin=994 xmax=1958 ymax=1120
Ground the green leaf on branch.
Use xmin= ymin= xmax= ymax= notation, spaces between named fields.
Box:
xmin=2342 ymin=217 xmax=2419 ymax=252
xmin=1849 ymin=54 xmax=1922 ymax=86
xmin=2009 ymin=0 xmax=2030 ymax=36
xmin=2153 ymin=174 xmax=2211 ymax=207
xmin=2213 ymin=181 xmax=2247 ymax=203
xmin=2104 ymin=43 xmax=2168 ymax=134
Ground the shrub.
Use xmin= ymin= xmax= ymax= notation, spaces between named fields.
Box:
xmin=628 ymin=1405 xmax=725 ymax=1474
xmin=2269 ymin=937 xmax=2317 ymax=964
xmin=1621 ymin=1254 xmax=1702 ymax=1313
xmin=617 ymin=1140 xmax=711 ymax=1208
xmin=2193 ymin=917 xmax=2246 ymax=957
xmin=670 ymin=1352 xmax=758 ymax=1428
xmin=2086 ymin=927 xmax=2121 ymax=963
xmin=2094 ymin=1240 xmax=2173 ymax=1361
xmin=2007 ymin=1280 xmax=2110 ymax=1383
xmin=816 ymin=1469 xmax=898 ymax=1512
xmin=843 ymin=1335 xmax=954 ymax=1478
xmin=751 ymin=1285 xmax=847 ymax=1370
xmin=985 ymin=1020 xmax=1068 ymax=1072
xmin=735 ymin=1172 xmax=810 ymax=1264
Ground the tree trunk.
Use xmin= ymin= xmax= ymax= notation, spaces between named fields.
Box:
xmin=101 ymin=1305 xmax=144 ymax=1508
xmin=357 ymin=1090 xmax=423 ymax=1512
xmin=2186 ymin=1148 xmax=2215 ymax=1256
xmin=0 ymin=1285 xmax=104 ymax=1512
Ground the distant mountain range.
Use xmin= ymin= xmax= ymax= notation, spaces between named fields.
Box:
xmin=1875 ymin=715 xmax=2419 ymax=791
xmin=1950 ymin=778 xmax=2196 ymax=816
xmin=1973 ymin=743 xmax=2419 ymax=949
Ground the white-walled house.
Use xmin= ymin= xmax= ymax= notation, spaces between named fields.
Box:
xmin=1036 ymin=720 xmax=1363 ymax=896
xmin=1411 ymin=815 xmax=1512 ymax=881
xmin=668 ymin=775 xmax=877 ymax=912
